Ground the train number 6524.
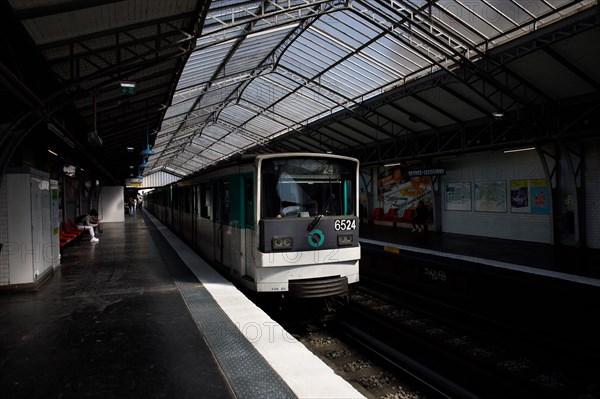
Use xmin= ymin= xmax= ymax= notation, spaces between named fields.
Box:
xmin=334 ymin=219 xmax=356 ymax=231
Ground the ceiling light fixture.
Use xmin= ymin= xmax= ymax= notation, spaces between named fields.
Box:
xmin=140 ymin=145 xmax=156 ymax=156
xmin=503 ymin=147 xmax=535 ymax=153
xmin=48 ymin=149 xmax=58 ymax=156
xmin=88 ymin=94 xmax=103 ymax=146
xmin=120 ymin=81 xmax=136 ymax=95
xmin=47 ymin=123 xmax=76 ymax=148
xmin=140 ymin=127 xmax=156 ymax=156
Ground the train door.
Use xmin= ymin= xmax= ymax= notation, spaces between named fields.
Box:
xmin=242 ymin=175 xmax=254 ymax=278
xmin=183 ymin=186 xmax=192 ymax=242
xmin=192 ymin=184 xmax=199 ymax=246
xmin=214 ymin=180 xmax=231 ymax=265
xmin=199 ymin=182 xmax=213 ymax=255
xmin=213 ymin=181 xmax=222 ymax=264
xmin=173 ymin=186 xmax=180 ymax=233
xmin=168 ymin=185 xmax=173 ymax=226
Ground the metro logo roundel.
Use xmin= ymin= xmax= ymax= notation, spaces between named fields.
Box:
xmin=307 ymin=229 xmax=325 ymax=248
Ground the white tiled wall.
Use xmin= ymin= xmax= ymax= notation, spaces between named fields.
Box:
xmin=0 ymin=175 xmax=9 ymax=286
xmin=440 ymin=150 xmax=553 ymax=244
xmin=586 ymin=142 xmax=600 ymax=249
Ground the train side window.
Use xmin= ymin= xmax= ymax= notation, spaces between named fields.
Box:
xmin=184 ymin=186 xmax=191 ymax=213
xmin=192 ymin=186 xmax=197 ymax=215
xmin=200 ymin=183 xmax=211 ymax=219
xmin=244 ymin=176 xmax=254 ymax=227
xmin=193 ymin=185 xmax=199 ymax=215
xmin=222 ymin=181 xmax=230 ymax=223
xmin=173 ymin=187 xmax=179 ymax=210
xmin=342 ymin=179 xmax=355 ymax=215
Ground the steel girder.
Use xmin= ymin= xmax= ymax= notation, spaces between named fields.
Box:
xmin=287 ymin=4 xmax=599 ymax=167
xmin=157 ymin=1 xmax=346 ymax=169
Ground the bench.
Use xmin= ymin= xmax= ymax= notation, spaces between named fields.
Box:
xmin=380 ymin=208 xmax=398 ymax=221
xmin=393 ymin=208 xmax=415 ymax=224
xmin=394 ymin=208 xmax=434 ymax=231
xmin=368 ymin=207 xmax=384 ymax=222
xmin=369 ymin=207 xmax=401 ymax=227
xmin=369 ymin=207 xmax=433 ymax=230
xmin=59 ymin=219 xmax=83 ymax=248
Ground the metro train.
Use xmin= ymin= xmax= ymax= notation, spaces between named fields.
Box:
xmin=144 ymin=153 xmax=360 ymax=298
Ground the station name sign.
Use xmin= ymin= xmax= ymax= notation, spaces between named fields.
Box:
xmin=125 ymin=178 xmax=142 ymax=187
xmin=407 ymin=168 xmax=446 ymax=177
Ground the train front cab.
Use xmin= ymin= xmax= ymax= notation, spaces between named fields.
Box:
xmin=251 ymin=155 xmax=361 ymax=298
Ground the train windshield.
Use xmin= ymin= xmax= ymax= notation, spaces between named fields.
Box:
xmin=260 ymin=157 xmax=356 ymax=219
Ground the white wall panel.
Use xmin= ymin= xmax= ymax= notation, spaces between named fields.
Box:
xmin=0 ymin=175 xmax=9 ymax=286
xmin=98 ymin=186 xmax=125 ymax=223
xmin=1 ymin=169 xmax=53 ymax=286
xmin=141 ymin=171 xmax=179 ymax=188
xmin=440 ymin=150 xmax=552 ymax=244
xmin=585 ymin=141 xmax=600 ymax=249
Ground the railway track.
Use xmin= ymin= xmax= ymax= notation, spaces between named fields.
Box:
xmin=270 ymin=294 xmax=471 ymax=399
xmin=279 ymin=307 xmax=430 ymax=399
xmin=342 ymin=287 xmax=573 ymax=398
xmin=267 ymin=281 xmax=598 ymax=399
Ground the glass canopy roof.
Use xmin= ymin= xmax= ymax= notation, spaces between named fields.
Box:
xmin=147 ymin=0 xmax=593 ymax=177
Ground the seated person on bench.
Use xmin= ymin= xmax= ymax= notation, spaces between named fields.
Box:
xmin=76 ymin=209 xmax=100 ymax=243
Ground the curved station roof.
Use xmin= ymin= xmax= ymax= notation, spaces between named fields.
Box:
xmin=2 ymin=0 xmax=599 ymax=184
xmin=148 ymin=0 xmax=599 ymax=178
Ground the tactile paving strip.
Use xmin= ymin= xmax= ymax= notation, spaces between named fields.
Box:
xmin=144 ymin=212 xmax=296 ymax=399
xmin=177 ymin=281 xmax=295 ymax=398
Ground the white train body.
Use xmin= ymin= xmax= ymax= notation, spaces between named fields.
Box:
xmin=145 ymin=153 xmax=360 ymax=298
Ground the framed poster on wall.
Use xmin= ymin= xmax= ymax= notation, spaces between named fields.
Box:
xmin=376 ymin=165 xmax=434 ymax=212
xmin=474 ymin=181 xmax=506 ymax=212
xmin=510 ymin=179 xmax=530 ymax=213
xmin=530 ymin=179 xmax=550 ymax=214
xmin=445 ymin=182 xmax=471 ymax=211
xmin=510 ymin=179 xmax=551 ymax=214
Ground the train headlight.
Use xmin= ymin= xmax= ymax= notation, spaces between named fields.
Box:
xmin=337 ymin=234 xmax=353 ymax=246
xmin=272 ymin=236 xmax=293 ymax=250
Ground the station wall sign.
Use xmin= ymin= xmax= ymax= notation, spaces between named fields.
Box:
xmin=407 ymin=168 xmax=446 ymax=177
xmin=120 ymin=81 xmax=136 ymax=95
xmin=125 ymin=178 xmax=142 ymax=187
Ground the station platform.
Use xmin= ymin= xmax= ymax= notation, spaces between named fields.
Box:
xmin=0 ymin=211 xmax=364 ymax=399
xmin=359 ymin=223 xmax=600 ymax=288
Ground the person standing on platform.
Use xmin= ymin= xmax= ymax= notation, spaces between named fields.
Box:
xmin=128 ymin=197 xmax=135 ymax=215
xmin=411 ymin=199 xmax=429 ymax=233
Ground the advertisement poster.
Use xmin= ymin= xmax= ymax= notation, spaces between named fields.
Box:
xmin=445 ymin=182 xmax=471 ymax=211
xmin=377 ymin=165 xmax=433 ymax=214
xmin=529 ymin=179 xmax=550 ymax=214
xmin=510 ymin=179 xmax=530 ymax=213
xmin=510 ymin=179 xmax=550 ymax=214
xmin=474 ymin=181 xmax=506 ymax=212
